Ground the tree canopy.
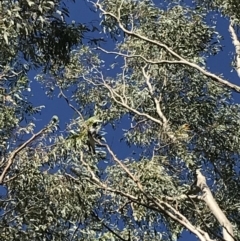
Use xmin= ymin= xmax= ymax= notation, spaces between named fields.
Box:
xmin=1 ymin=0 xmax=240 ymax=240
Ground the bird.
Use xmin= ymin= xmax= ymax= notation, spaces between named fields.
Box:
xmin=50 ymin=115 xmax=59 ymax=124
xmin=87 ymin=128 xmax=96 ymax=154
xmin=67 ymin=116 xmax=102 ymax=154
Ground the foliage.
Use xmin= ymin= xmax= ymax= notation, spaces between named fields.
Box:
xmin=0 ymin=0 xmax=240 ymax=240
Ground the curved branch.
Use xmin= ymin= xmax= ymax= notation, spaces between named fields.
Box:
xmin=96 ymin=3 xmax=240 ymax=92
xmin=96 ymin=141 xmax=215 ymax=241
xmin=0 ymin=126 xmax=48 ymax=184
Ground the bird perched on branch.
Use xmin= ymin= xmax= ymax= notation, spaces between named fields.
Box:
xmin=88 ymin=128 xmax=96 ymax=154
xmin=67 ymin=116 xmax=103 ymax=154
xmin=87 ymin=118 xmax=104 ymax=154
xmin=50 ymin=115 xmax=59 ymax=124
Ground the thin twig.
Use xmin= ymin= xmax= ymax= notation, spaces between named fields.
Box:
xmin=92 ymin=211 xmax=128 ymax=241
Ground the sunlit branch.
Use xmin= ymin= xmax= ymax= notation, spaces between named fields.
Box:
xmin=0 ymin=124 xmax=51 ymax=184
xmin=196 ymin=170 xmax=235 ymax=241
xmin=70 ymin=152 xmax=138 ymax=202
xmin=142 ymin=66 xmax=176 ymax=141
xmin=83 ymin=74 xmax=164 ymax=126
xmin=229 ymin=23 xmax=240 ymax=78
xmin=142 ymin=66 xmax=167 ymax=125
xmin=129 ymin=119 xmax=147 ymax=130
xmin=186 ymin=194 xmax=226 ymax=241
xmin=97 ymin=47 xmax=195 ymax=65
xmin=98 ymin=141 xmax=214 ymax=241
xmin=95 ymin=2 xmax=240 ymax=92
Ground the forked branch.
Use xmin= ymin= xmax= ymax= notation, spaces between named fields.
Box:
xmin=95 ymin=1 xmax=240 ymax=92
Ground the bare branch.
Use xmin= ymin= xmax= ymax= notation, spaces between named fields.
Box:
xmin=58 ymin=87 xmax=83 ymax=118
xmin=92 ymin=211 xmax=128 ymax=241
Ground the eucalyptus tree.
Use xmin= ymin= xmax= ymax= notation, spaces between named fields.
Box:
xmin=0 ymin=0 xmax=88 ymax=149
xmin=2 ymin=0 xmax=240 ymax=241
xmin=0 ymin=0 xmax=91 ymax=240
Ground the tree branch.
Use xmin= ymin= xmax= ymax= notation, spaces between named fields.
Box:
xmin=142 ymin=66 xmax=176 ymax=141
xmin=96 ymin=141 xmax=215 ymax=241
xmin=83 ymin=73 xmax=164 ymax=126
xmin=196 ymin=170 xmax=235 ymax=241
xmin=229 ymin=23 xmax=240 ymax=78
xmin=0 ymin=120 xmax=54 ymax=184
xmin=92 ymin=211 xmax=128 ymax=241
xmin=95 ymin=2 xmax=240 ymax=92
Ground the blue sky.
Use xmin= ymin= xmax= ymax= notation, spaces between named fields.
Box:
xmin=27 ymin=1 xmax=240 ymax=240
